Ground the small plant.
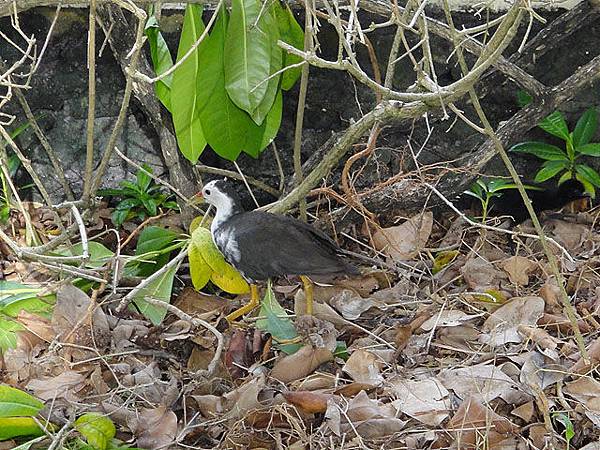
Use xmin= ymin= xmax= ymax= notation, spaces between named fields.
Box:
xmin=553 ymin=412 xmax=575 ymax=450
xmin=99 ymin=164 xmax=179 ymax=227
xmin=464 ymin=178 xmax=541 ymax=221
xmin=510 ymin=99 xmax=600 ymax=197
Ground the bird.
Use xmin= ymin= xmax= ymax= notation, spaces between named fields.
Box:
xmin=198 ymin=179 xmax=358 ymax=322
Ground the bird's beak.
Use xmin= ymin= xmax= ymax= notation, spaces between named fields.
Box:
xmin=189 ymin=191 xmax=204 ymax=206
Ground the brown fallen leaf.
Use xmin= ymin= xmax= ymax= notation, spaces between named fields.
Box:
xmin=500 ymin=256 xmax=537 ymax=286
xmin=373 ymin=212 xmax=433 ymax=261
xmin=481 ymin=296 xmax=545 ymax=346
xmin=569 ymin=336 xmax=600 ymax=374
xmin=538 ymin=312 xmax=591 ymax=334
xmin=26 ymin=370 xmax=86 ymax=401
xmin=563 ymin=377 xmax=600 ymax=427
xmin=446 ymin=396 xmax=518 ymax=448
xmin=223 ymin=375 xmax=267 ymax=420
xmin=282 ymin=391 xmax=332 ymax=413
xmin=173 ymin=287 xmax=228 ymax=316
xmin=539 ymin=277 xmax=562 ymax=313
xmin=271 ymin=346 xmax=333 ymax=384
xmin=460 ymin=256 xmax=506 ymax=291
xmin=517 ymin=324 xmax=558 ymax=350
xmin=133 ymin=405 xmax=178 ymax=450
xmin=333 ymin=382 xmax=375 ymax=397
xmin=225 ymin=329 xmax=253 ymax=379
xmin=511 ymin=401 xmax=535 ymax=422
xmin=389 ymin=377 xmax=450 ymax=426
xmin=342 ymin=349 xmax=384 ymax=387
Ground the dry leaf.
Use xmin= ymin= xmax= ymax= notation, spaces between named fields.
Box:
xmin=519 ymin=351 xmax=566 ymax=391
xmin=517 ymin=325 xmax=558 ymax=351
xmin=500 ymin=256 xmax=537 ymax=286
xmin=511 ymin=401 xmax=535 ymax=422
xmin=447 ymin=396 xmax=518 ymax=448
xmin=539 ymin=277 xmax=562 ymax=313
xmin=420 ymin=310 xmax=479 ymax=331
xmin=481 ymin=296 xmax=545 ymax=346
xmin=26 ymin=370 xmax=86 ymax=400
xmin=461 ymin=256 xmax=506 ymax=291
xmin=134 ymin=405 xmax=177 ymax=450
xmin=390 ymin=378 xmax=450 ymax=426
xmin=271 ymin=346 xmax=333 ymax=383
xmin=223 ymin=375 xmax=267 ymax=420
xmin=564 ymin=377 xmax=600 ymax=427
xmin=282 ymin=391 xmax=332 ymax=413
xmin=570 ymin=336 xmax=600 ymax=374
xmin=373 ymin=212 xmax=433 ymax=261
xmin=342 ymin=349 xmax=384 ymax=387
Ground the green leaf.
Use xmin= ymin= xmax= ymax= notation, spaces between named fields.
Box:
xmin=259 ymin=89 xmax=283 ymax=151
xmin=577 ymin=143 xmax=600 ymax=157
xmin=112 ymin=208 xmax=130 ymax=227
xmin=75 ymin=413 xmax=116 ymax=450
xmin=249 ymin=7 xmax=281 ymax=126
xmin=575 ymin=173 xmax=596 ymax=199
xmin=145 ymin=16 xmax=174 ymax=111
xmin=575 ymin=164 xmax=600 ymax=187
xmin=11 ymin=436 xmax=48 ymax=450
xmin=54 ymin=241 xmax=114 ymax=269
xmin=196 ymin=7 xmax=276 ymax=161
xmin=509 ymin=142 xmax=568 ymax=161
xmin=136 ymin=164 xmax=153 ymax=192
xmin=534 ymin=161 xmax=568 ymax=182
xmin=0 ymin=385 xmax=44 ymax=417
xmin=256 ymin=282 xmax=299 ymax=354
xmin=557 ymin=170 xmax=573 ymax=186
xmin=516 ymin=90 xmax=532 ymax=107
xmin=140 ymin=194 xmax=158 ymax=216
xmin=133 ymin=226 xmax=179 ymax=276
xmin=225 ymin=0 xmax=274 ymax=114
xmin=573 ymin=107 xmax=598 ymax=148
xmin=172 ymin=4 xmax=207 ymax=164
xmin=0 ymin=417 xmax=44 ymax=440
xmin=0 ymin=317 xmax=23 ymax=352
xmin=539 ymin=111 xmax=569 ymax=141
xmin=275 ymin=2 xmax=304 ymax=91
xmin=188 ymin=241 xmax=212 ymax=289
xmin=131 ymin=264 xmax=177 ymax=325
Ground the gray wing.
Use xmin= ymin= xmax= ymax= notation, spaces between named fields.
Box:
xmin=219 ymin=211 xmax=355 ymax=280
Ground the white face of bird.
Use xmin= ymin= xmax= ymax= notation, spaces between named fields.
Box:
xmin=200 ymin=180 xmax=229 ymax=209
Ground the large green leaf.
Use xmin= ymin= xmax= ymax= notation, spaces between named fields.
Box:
xmin=55 ymin=241 xmax=115 ymax=269
xmin=573 ymin=107 xmax=598 ymax=148
xmin=259 ymin=90 xmax=283 ymax=150
xmin=225 ymin=0 xmax=274 ymax=114
xmin=145 ymin=16 xmax=174 ymax=111
xmin=75 ymin=413 xmax=116 ymax=450
xmin=250 ymin=8 xmax=282 ymax=126
xmin=274 ymin=2 xmax=305 ymax=91
xmin=576 ymin=164 xmax=600 ymax=187
xmin=510 ymin=142 xmax=568 ymax=161
xmin=577 ymin=143 xmax=600 ymax=157
xmin=172 ymin=4 xmax=207 ymax=164
xmin=133 ymin=226 xmax=179 ymax=276
xmin=256 ymin=283 xmax=299 ymax=354
xmin=131 ymin=264 xmax=177 ymax=325
xmin=0 ymin=417 xmax=44 ymax=440
xmin=196 ymin=7 xmax=277 ymax=160
xmin=538 ymin=111 xmax=570 ymax=141
xmin=0 ymin=317 xmax=23 ymax=351
xmin=534 ymin=160 xmax=568 ymax=182
xmin=0 ymin=385 xmax=44 ymax=418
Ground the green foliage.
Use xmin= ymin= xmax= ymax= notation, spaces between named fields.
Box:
xmin=172 ymin=4 xmax=207 ymax=163
xmin=0 ymin=385 xmax=45 ymax=440
xmin=75 ymin=413 xmax=116 ymax=450
xmin=130 ymin=263 xmax=177 ymax=326
xmin=256 ymin=282 xmax=300 ymax=354
xmin=147 ymin=1 xmax=304 ymax=162
xmin=511 ymin=96 xmax=600 ymax=197
xmin=0 ymin=281 xmax=56 ymax=352
xmin=145 ymin=15 xmax=174 ymax=112
xmin=464 ymin=178 xmax=541 ymax=222
xmin=553 ymin=412 xmax=575 ymax=450
xmin=98 ymin=164 xmax=178 ymax=227
xmin=188 ymin=225 xmax=249 ymax=294
xmin=128 ymin=226 xmax=180 ymax=277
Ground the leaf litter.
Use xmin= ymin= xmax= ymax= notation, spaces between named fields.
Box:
xmin=3 ymin=202 xmax=600 ymax=449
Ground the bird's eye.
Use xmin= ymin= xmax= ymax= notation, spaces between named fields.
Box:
xmin=205 ymin=189 xmax=211 ymax=195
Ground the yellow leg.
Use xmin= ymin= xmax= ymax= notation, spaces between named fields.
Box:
xmin=226 ymin=284 xmax=260 ymax=322
xmin=300 ymin=275 xmax=313 ymax=315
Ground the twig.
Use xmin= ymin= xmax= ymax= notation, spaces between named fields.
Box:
xmin=83 ymin=0 xmax=97 ymax=201
xmin=196 ymin=163 xmax=279 ymax=197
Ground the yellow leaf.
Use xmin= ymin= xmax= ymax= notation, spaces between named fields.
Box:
xmin=188 ymin=242 xmax=212 ymax=290
xmin=210 ymin=268 xmax=249 ymax=294
xmin=189 ymin=214 xmax=210 ymax=234
xmin=432 ymin=250 xmax=460 ymax=274
xmin=189 ymin=225 xmax=249 ymax=294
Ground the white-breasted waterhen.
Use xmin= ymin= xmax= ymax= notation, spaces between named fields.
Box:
xmin=198 ymin=180 xmax=358 ymax=322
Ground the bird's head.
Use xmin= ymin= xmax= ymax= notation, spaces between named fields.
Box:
xmin=196 ymin=179 xmax=244 ymax=214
